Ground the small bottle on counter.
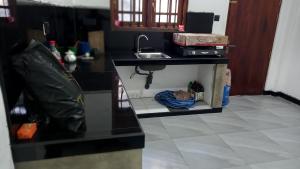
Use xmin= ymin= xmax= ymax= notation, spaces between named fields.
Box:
xmin=49 ymin=40 xmax=63 ymax=64
xmin=190 ymin=81 xmax=204 ymax=101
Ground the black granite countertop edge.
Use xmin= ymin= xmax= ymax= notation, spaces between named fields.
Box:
xmin=113 ymin=58 xmax=229 ymax=66
xmin=12 ymin=133 xmax=145 ymax=162
xmin=109 ymin=51 xmax=229 ymax=66
xmin=11 ymin=127 xmax=143 ymax=148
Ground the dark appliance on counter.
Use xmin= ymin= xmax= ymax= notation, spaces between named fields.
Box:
xmin=185 ymin=12 xmax=215 ymax=33
xmin=176 ymin=46 xmax=225 ymax=57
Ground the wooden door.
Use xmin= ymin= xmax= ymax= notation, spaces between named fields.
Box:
xmin=226 ymin=0 xmax=282 ymax=95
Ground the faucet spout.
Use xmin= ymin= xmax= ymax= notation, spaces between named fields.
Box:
xmin=137 ymin=34 xmax=149 ymax=53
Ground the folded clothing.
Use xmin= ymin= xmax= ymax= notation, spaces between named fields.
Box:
xmin=155 ymin=90 xmax=195 ymax=109
xmin=174 ymin=90 xmax=192 ymax=100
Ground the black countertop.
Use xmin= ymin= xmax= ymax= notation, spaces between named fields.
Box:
xmin=11 ymin=56 xmax=145 ymax=162
xmin=11 ymin=51 xmax=227 ymax=162
xmin=110 ymin=51 xmax=229 ymax=66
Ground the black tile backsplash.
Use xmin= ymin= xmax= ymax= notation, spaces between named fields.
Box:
xmin=12 ymin=6 xmax=169 ymax=51
xmin=73 ymin=8 xmax=172 ymax=52
xmin=14 ymin=5 xmax=214 ymax=51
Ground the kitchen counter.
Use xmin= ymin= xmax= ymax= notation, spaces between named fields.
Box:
xmin=110 ymin=50 xmax=228 ymax=117
xmin=110 ymin=51 xmax=229 ymax=66
xmin=11 ymin=56 xmax=145 ymax=162
xmin=11 ymin=50 xmax=227 ymax=163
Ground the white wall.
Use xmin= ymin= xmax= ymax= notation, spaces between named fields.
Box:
xmin=117 ymin=65 xmax=201 ymax=94
xmin=0 ymin=86 xmax=14 ymax=169
xmin=265 ymin=0 xmax=300 ymax=99
xmin=116 ymin=64 xmax=215 ymax=105
xmin=73 ymin=0 xmax=110 ymax=8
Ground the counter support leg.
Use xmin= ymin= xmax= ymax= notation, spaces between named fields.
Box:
xmin=211 ymin=64 xmax=227 ymax=108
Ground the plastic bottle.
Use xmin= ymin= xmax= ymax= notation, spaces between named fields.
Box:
xmin=49 ymin=40 xmax=63 ymax=64
xmin=222 ymin=69 xmax=231 ymax=107
xmin=190 ymin=81 xmax=204 ymax=101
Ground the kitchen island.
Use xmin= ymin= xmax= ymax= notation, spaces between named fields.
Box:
xmin=12 ymin=56 xmax=144 ymax=169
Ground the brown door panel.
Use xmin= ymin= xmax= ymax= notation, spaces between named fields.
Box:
xmin=226 ymin=0 xmax=282 ymax=95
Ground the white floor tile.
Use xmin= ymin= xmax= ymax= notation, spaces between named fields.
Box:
xmin=174 ymin=135 xmax=246 ymax=169
xmin=219 ymin=131 xmax=293 ymax=164
xmin=223 ymin=166 xmax=252 ymax=169
xmin=234 ymin=109 xmax=290 ymax=130
xmin=200 ymin=113 xmax=255 ymax=134
xmin=227 ymin=96 xmax=261 ymax=112
xmin=143 ymin=140 xmax=190 ymax=169
xmin=139 ymin=118 xmax=170 ymax=142
xmin=160 ymin=115 xmax=214 ymax=138
xmin=244 ymin=95 xmax=292 ymax=109
xmin=261 ymin=127 xmax=300 ymax=157
xmin=250 ymin=158 xmax=300 ymax=169
xmin=266 ymin=107 xmax=300 ymax=127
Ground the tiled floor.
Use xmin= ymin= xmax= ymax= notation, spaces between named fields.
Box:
xmin=140 ymin=95 xmax=300 ymax=169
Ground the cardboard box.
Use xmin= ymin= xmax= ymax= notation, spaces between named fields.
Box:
xmin=173 ymin=33 xmax=229 ymax=46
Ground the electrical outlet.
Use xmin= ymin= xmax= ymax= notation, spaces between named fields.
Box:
xmin=127 ymin=90 xmax=141 ymax=99
xmin=214 ymin=15 xmax=220 ymax=21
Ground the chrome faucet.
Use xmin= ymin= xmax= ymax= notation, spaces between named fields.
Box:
xmin=137 ymin=34 xmax=149 ymax=53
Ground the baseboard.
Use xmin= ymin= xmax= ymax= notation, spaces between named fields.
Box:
xmin=263 ymin=90 xmax=300 ymax=106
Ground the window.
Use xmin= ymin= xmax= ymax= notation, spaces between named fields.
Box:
xmin=0 ymin=0 xmax=10 ymax=17
xmin=0 ymin=0 xmax=14 ymax=23
xmin=111 ymin=0 xmax=188 ymax=31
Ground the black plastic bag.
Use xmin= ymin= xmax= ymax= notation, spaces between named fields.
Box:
xmin=12 ymin=40 xmax=85 ymax=133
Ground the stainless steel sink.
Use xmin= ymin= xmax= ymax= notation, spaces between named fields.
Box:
xmin=134 ymin=52 xmax=172 ymax=59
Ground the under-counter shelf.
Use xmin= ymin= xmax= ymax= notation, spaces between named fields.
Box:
xmin=131 ymin=97 xmax=214 ymax=118
xmin=116 ymin=63 xmax=226 ymax=117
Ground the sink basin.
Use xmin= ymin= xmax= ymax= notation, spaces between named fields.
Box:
xmin=135 ymin=52 xmax=171 ymax=59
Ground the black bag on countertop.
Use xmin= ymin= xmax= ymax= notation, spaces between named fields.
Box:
xmin=12 ymin=40 xmax=85 ymax=132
